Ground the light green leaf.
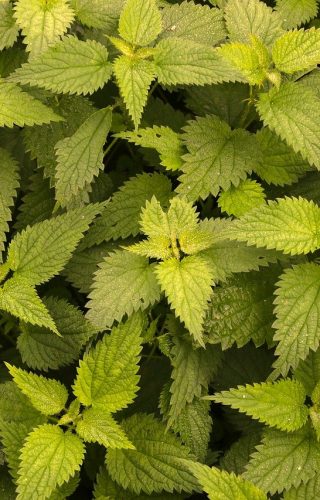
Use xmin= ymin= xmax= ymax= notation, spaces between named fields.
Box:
xmin=73 ymin=313 xmax=143 ymax=411
xmin=155 ymin=255 xmax=213 ymax=345
xmin=113 ymin=55 xmax=156 ymax=128
xmin=225 ymin=0 xmax=284 ymax=46
xmin=272 ymin=28 xmax=320 ymax=74
xmin=55 ymin=107 xmax=112 ymax=206
xmin=212 ymin=380 xmax=308 ymax=432
xmin=176 ymin=115 xmax=258 ymax=201
xmin=275 ymin=0 xmax=319 ymax=29
xmin=225 ymin=197 xmax=320 ymax=255
xmin=87 ymin=250 xmax=160 ymax=329
xmin=0 ymin=1 xmax=19 ymax=50
xmin=0 ymin=421 xmax=32 ymax=480
xmin=9 ymin=36 xmax=112 ymax=95
xmin=0 ymin=81 xmax=62 ymax=128
xmin=273 ymin=263 xmax=320 ymax=376
xmin=106 ymin=413 xmax=198 ymax=494
xmin=244 ymin=424 xmax=320 ymax=494
xmin=0 ymin=148 xmax=19 ymax=262
xmin=187 ymin=462 xmax=267 ymax=500
xmin=17 ymin=424 xmax=85 ymax=500
xmin=7 ymin=203 xmax=101 ymax=286
xmin=76 ymin=408 xmax=134 ymax=449
xmin=71 ymin=0 xmax=124 ymax=30
xmin=118 ymin=0 xmax=162 ymax=46
xmin=256 ymin=82 xmax=320 ymax=169
xmin=6 ymin=364 xmax=68 ymax=416
xmin=219 ymin=179 xmax=265 ymax=217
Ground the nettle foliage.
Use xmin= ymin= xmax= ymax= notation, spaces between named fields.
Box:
xmin=1 ymin=0 xmax=320 ymax=498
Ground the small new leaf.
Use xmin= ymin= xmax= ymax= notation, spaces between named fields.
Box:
xmin=272 ymin=28 xmax=320 ymax=74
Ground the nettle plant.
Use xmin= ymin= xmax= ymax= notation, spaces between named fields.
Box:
xmin=2 ymin=0 xmax=320 ymax=498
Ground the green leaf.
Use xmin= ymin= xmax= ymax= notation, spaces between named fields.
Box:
xmin=7 ymin=203 xmax=101 ymax=285
xmin=0 ymin=422 xmax=32 ymax=480
xmin=0 ymin=277 xmax=58 ymax=333
xmin=244 ymin=424 xmax=320 ymax=494
xmin=272 ymin=263 xmax=320 ymax=376
xmin=0 ymin=148 xmax=19 ymax=262
xmin=219 ymin=179 xmax=266 ymax=218
xmin=14 ymin=0 xmax=74 ymax=57
xmin=220 ymin=432 xmax=262 ymax=475
xmin=17 ymin=424 xmax=85 ymax=500
xmin=294 ymin=349 xmax=320 ymax=396
xmin=284 ymin=474 xmax=320 ymax=499
xmin=187 ymin=462 xmax=267 ymax=500
xmin=55 ymin=107 xmax=112 ymax=206
xmin=17 ymin=296 xmax=98 ymax=371
xmin=155 ymin=256 xmax=213 ymax=345
xmin=6 ymin=364 xmax=68 ymax=416
xmin=272 ymin=28 xmax=320 ymax=74
xmin=159 ymin=1 xmax=226 ymax=46
xmin=0 ymin=382 xmax=45 ymax=427
xmin=225 ymin=197 xmax=320 ymax=255
xmin=73 ymin=313 xmax=143 ymax=411
xmin=0 ymin=81 xmax=62 ymax=128
xmin=87 ymin=250 xmax=160 ymax=329
xmin=9 ymin=36 xmax=112 ymax=95
xmin=113 ymin=55 xmax=156 ymax=128
xmin=176 ymin=115 xmax=259 ymax=201
xmin=118 ymin=0 xmax=162 ymax=46
xmin=256 ymin=82 xmax=320 ymax=170
xmin=0 ymin=1 xmax=19 ymax=50
xmin=76 ymin=408 xmax=134 ymax=449
xmin=212 ymin=379 xmax=308 ymax=432
xmin=106 ymin=413 xmax=198 ymax=494
xmin=275 ymin=0 xmax=319 ymax=29
xmin=154 ymin=39 xmax=245 ymax=86
xmin=225 ymin=0 xmax=284 ymax=46
xmin=71 ymin=0 xmax=124 ymax=30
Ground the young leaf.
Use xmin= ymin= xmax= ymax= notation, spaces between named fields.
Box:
xmin=212 ymin=380 xmax=308 ymax=432
xmin=17 ymin=424 xmax=85 ymax=500
xmin=73 ymin=313 xmax=143 ymax=411
xmin=219 ymin=179 xmax=266 ymax=218
xmin=257 ymin=82 xmax=320 ymax=170
xmin=272 ymin=28 xmax=320 ymax=74
xmin=118 ymin=0 xmax=162 ymax=46
xmin=155 ymin=256 xmax=213 ymax=345
xmin=0 ymin=82 xmax=62 ymax=128
xmin=9 ymin=36 xmax=112 ymax=95
xmin=0 ymin=148 xmax=19 ymax=262
xmin=275 ymin=0 xmax=319 ymax=29
xmin=7 ymin=203 xmax=101 ymax=285
xmin=55 ymin=107 xmax=112 ymax=206
xmin=0 ymin=1 xmax=19 ymax=50
xmin=273 ymin=263 xmax=320 ymax=376
xmin=76 ymin=408 xmax=134 ymax=449
xmin=5 ymin=364 xmax=68 ymax=416
xmin=187 ymin=462 xmax=267 ymax=500
xmin=14 ymin=0 xmax=75 ymax=57
xmin=106 ymin=413 xmax=199 ymax=494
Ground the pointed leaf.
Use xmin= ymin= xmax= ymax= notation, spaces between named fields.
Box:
xmin=118 ymin=0 xmax=162 ymax=46
xmin=275 ymin=0 xmax=319 ymax=29
xmin=273 ymin=28 xmax=320 ymax=74
xmin=0 ymin=1 xmax=19 ymax=50
xmin=0 ymin=148 xmax=19 ymax=261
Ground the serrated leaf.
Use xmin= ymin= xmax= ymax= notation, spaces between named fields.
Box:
xmin=14 ymin=0 xmax=75 ymax=57
xmin=284 ymin=474 xmax=320 ymax=499
xmin=294 ymin=349 xmax=320 ymax=396
xmin=73 ymin=314 xmax=143 ymax=411
xmin=76 ymin=408 xmax=134 ymax=449
xmin=6 ymin=364 xmax=68 ymax=416
xmin=0 ymin=81 xmax=62 ymax=128
xmin=154 ymin=38 xmax=245 ymax=86
xmin=0 ymin=277 xmax=58 ymax=333
xmin=155 ymin=256 xmax=213 ymax=345
xmin=17 ymin=296 xmax=98 ymax=371
xmin=87 ymin=250 xmax=160 ymax=329
xmin=71 ymin=0 xmax=124 ymax=30
xmin=113 ymin=55 xmax=156 ymax=128
xmin=275 ymin=0 xmax=319 ymax=29
xmin=272 ymin=263 xmax=320 ymax=376
xmin=256 ymin=82 xmax=320 ymax=169
xmin=0 ymin=148 xmax=19 ymax=262
xmin=55 ymin=107 xmax=112 ymax=206
xmin=225 ymin=0 xmax=284 ymax=47
xmin=118 ymin=0 xmax=162 ymax=46
xmin=0 ymin=382 xmax=45 ymax=427
xmin=219 ymin=179 xmax=266 ymax=218
xmin=212 ymin=379 xmax=308 ymax=432
xmin=225 ymin=197 xmax=320 ymax=255
xmin=272 ymin=28 xmax=320 ymax=74
xmin=7 ymin=203 xmax=101 ymax=285
xmin=9 ymin=36 xmax=112 ymax=95
xmin=106 ymin=413 xmax=198 ymax=494
xmin=17 ymin=424 xmax=85 ymax=500
xmin=187 ymin=462 xmax=267 ymax=500
xmin=176 ymin=115 xmax=259 ymax=201
xmin=220 ymin=432 xmax=262 ymax=475
xmin=0 ymin=1 xmax=19 ymax=50
xmin=0 ymin=421 xmax=32 ymax=480
xmin=244 ymin=424 xmax=320 ymax=494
